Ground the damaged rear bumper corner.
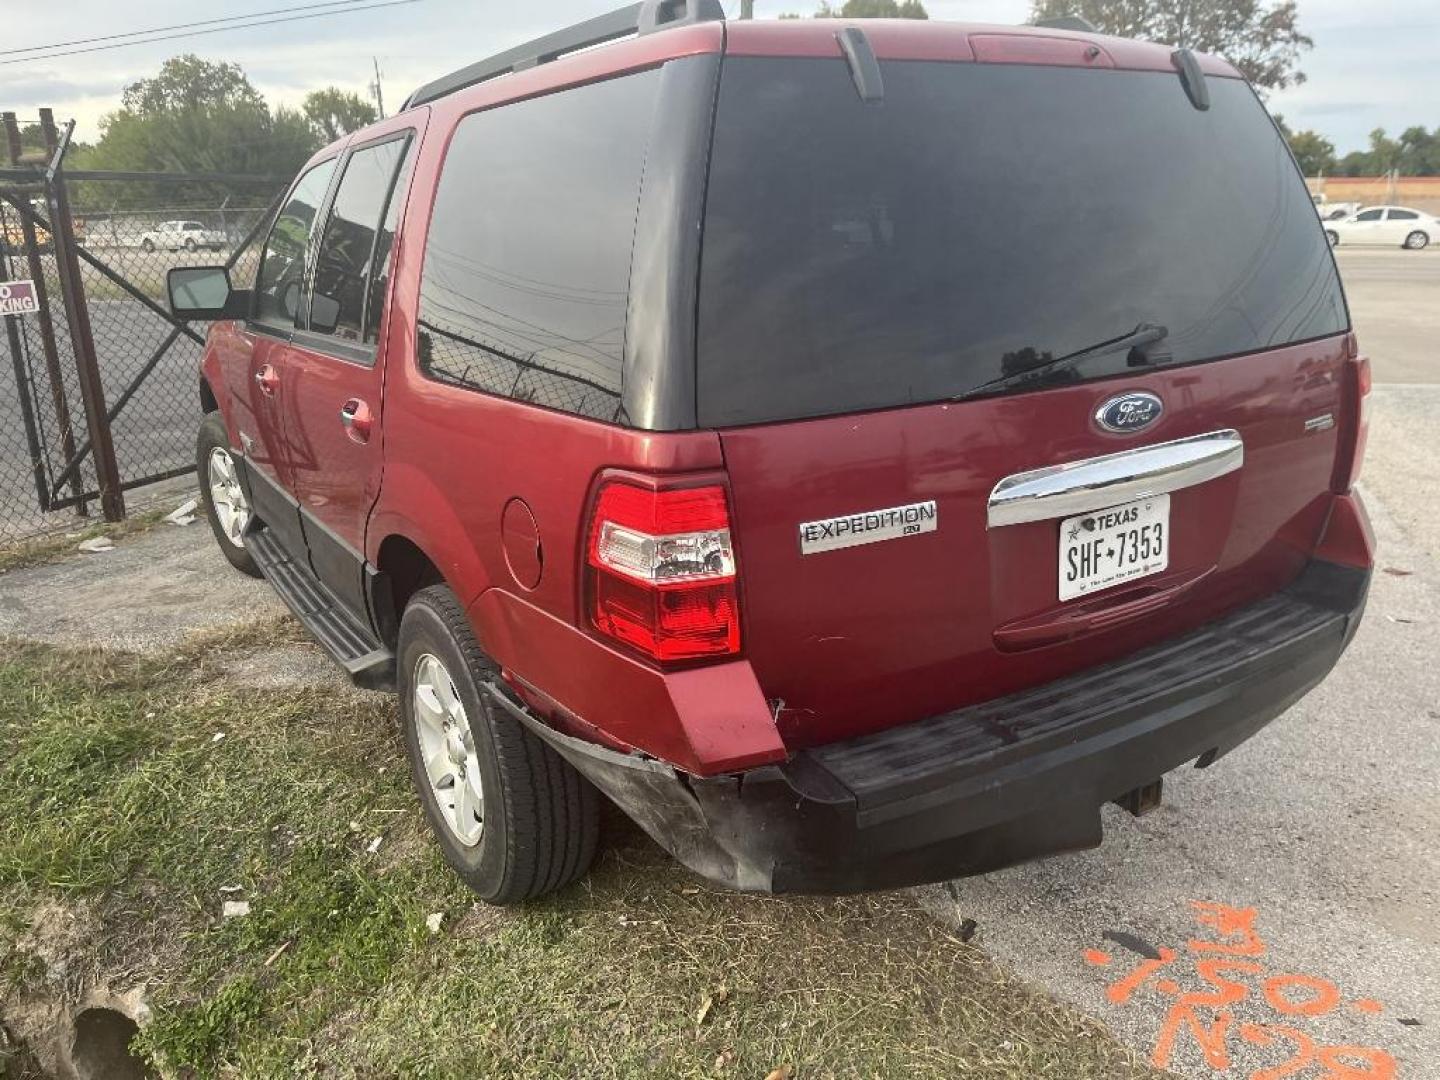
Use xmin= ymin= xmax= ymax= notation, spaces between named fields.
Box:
xmin=487 ymin=556 xmax=1370 ymax=896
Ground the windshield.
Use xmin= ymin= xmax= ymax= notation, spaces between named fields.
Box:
xmin=696 ymin=58 xmax=1347 ymax=427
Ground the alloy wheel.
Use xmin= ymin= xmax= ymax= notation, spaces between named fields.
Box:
xmin=412 ymin=653 xmax=486 ymax=847
xmin=206 ymin=446 xmax=250 ymax=546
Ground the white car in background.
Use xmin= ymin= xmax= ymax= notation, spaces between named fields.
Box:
xmin=137 ymin=220 xmax=226 ymax=253
xmin=1324 ymin=206 xmax=1437 ymax=250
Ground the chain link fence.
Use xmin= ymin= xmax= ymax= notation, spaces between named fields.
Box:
xmin=1 ymin=118 xmax=283 ymax=546
xmin=61 ymin=176 xmax=276 ymax=502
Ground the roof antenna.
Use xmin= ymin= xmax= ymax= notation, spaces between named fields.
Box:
xmin=1171 ymin=48 xmax=1210 ymax=111
xmin=836 ymin=26 xmax=884 ymax=103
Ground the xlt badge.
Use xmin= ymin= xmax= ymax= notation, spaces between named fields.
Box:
xmin=799 ymin=501 xmax=937 ymax=555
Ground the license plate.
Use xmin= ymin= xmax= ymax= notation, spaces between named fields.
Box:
xmin=1058 ymin=494 xmax=1169 ymax=601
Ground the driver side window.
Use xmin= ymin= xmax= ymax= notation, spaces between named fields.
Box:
xmin=254 ymin=158 xmax=337 ymax=329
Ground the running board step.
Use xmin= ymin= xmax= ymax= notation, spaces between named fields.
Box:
xmin=246 ymin=526 xmax=395 ymax=690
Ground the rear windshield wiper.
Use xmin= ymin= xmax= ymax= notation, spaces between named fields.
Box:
xmin=957 ymin=322 xmax=1171 ymax=401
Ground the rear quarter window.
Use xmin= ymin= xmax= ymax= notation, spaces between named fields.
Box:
xmin=416 ymin=69 xmax=659 ymax=423
xmin=697 ymin=58 xmax=1348 ymax=427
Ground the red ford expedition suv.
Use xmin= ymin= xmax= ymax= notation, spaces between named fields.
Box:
xmin=168 ymin=1 xmax=1374 ymax=904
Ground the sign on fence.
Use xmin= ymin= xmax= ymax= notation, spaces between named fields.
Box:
xmin=0 ymin=280 xmax=38 ymax=317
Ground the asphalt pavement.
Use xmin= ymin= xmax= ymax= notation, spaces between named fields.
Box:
xmin=926 ymin=246 xmax=1440 ymax=1078
xmin=1337 ymin=247 xmax=1440 ymax=386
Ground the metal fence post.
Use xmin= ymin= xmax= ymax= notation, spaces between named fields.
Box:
xmin=40 ymin=109 xmax=125 ymax=521
xmin=9 ymin=197 xmax=87 ymax=512
xmin=0 ymin=234 xmax=50 ymax=512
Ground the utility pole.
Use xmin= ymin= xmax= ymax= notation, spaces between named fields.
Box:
xmin=370 ymin=56 xmax=386 ymax=119
xmin=740 ymin=0 xmax=754 ymax=18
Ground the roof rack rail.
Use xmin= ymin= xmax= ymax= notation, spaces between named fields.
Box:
xmin=402 ymin=0 xmax=726 ymax=109
xmin=1032 ymin=15 xmax=1097 ymax=31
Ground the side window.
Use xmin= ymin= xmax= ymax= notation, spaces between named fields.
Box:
xmin=1388 ymin=209 xmax=1419 ymax=220
xmin=253 ymin=159 xmax=337 ymax=329
xmin=307 ymin=137 xmax=410 ymax=346
xmin=366 ymin=143 xmax=415 ymax=344
xmin=415 ymin=69 xmax=659 ymax=423
xmin=1355 ymin=208 xmax=1384 ymax=222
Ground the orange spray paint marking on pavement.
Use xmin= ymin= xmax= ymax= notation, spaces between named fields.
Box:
xmin=1241 ymin=1022 xmax=1318 ymax=1080
xmin=1315 ymin=1044 xmax=1398 ymax=1079
xmin=1189 ymin=901 xmax=1266 ymax=957
xmin=1083 ymin=902 xmax=1399 ymax=1079
xmin=1105 ymin=946 xmax=1178 ymax=1005
xmin=1154 ymin=1005 xmax=1235 ymax=1071
xmin=1264 ymin=974 xmax=1342 ymax=1017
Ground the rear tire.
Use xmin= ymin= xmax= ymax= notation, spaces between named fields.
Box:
xmin=141 ymin=238 xmax=155 ymax=253
xmin=184 ymin=237 xmax=198 ymax=252
xmin=398 ymin=584 xmax=600 ymax=904
xmin=1325 ymin=229 xmax=1339 ymax=248
xmin=1404 ymin=230 xmax=1429 ymax=250
xmin=197 ymin=412 xmax=260 ymax=577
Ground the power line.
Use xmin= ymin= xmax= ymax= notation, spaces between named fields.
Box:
xmin=0 ymin=0 xmax=379 ymax=58
xmin=0 ymin=0 xmax=422 ymax=67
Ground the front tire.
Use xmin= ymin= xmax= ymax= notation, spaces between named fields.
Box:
xmin=1325 ymin=229 xmax=1339 ymax=248
xmin=197 ymin=412 xmax=259 ymax=577
xmin=1404 ymin=230 xmax=1429 ymax=250
xmin=141 ymin=238 xmax=155 ymax=253
xmin=184 ymin=237 xmax=198 ymax=252
xmin=398 ymin=585 xmax=600 ymax=904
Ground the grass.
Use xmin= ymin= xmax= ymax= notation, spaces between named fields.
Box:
xmin=0 ymin=633 xmax=1167 ymax=1079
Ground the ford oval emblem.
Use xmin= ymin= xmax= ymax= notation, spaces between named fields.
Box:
xmin=1095 ymin=391 xmax=1163 ymax=434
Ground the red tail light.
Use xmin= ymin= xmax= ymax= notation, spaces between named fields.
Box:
xmin=586 ymin=479 xmax=741 ymax=661
xmin=1332 ymin=337 xmax=1370 ymax=494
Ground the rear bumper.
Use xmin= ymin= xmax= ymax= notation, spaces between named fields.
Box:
xmin=503 ymin=556 xmax=1370 ymax=895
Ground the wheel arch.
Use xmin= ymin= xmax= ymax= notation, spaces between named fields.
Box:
xmin=371 ymin=532 xmax=447 ymax=649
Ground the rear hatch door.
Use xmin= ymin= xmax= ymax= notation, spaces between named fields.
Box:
xmin=697 ymin=47 xmax=1350 ymax=747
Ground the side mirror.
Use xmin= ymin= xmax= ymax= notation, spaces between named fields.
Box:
xmin=167 ymin=266 xmax=248 ymax=320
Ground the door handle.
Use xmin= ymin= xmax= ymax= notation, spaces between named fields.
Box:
xmin=254 ymin=365 xmax=279 ymax=396
xmin=340 ymin=398 xmax=373 ymax=444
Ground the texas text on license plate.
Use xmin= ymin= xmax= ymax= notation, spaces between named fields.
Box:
xmin=1058 ymin=494 xmax=1169 ymax=601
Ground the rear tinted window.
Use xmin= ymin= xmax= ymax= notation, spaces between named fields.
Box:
xmin=697 ymin=59 xmax=1347 ymax=426
xmin=416 ymin=70 xmax=658 ymax=422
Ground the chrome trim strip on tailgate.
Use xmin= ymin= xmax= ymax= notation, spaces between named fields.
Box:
xmin=987 ymin=429 xmax=1243 ymax=528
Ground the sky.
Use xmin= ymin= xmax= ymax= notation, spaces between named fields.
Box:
xmin=0 ymin=0 xmax=1434 ymax=155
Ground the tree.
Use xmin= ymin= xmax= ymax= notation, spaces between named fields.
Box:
xmin=1028 ymin=0 xmax=1312 ymax=92
xmin=1335 ymin=151 xmax=1371 ymax=178
xmin=1364 ymin=127 xmax=1403 ymax=174
xmin=79 ymin=56 xmax=324 ymax=206
xmin=120 ymin=54 xmax=268 ymax=118
xmin=1286 ymin=129 xmax=1335 ymax=176
xmin=87 ymin=55 xmax=320 ymax=177
xmin=302 ymin=88 xmax=378 ymax=144
xmin=816 ymin=0 xmax=928 ymax=16
xmin=1398 ymin=126 xmax=1440 ymax=175
xmin=1324 ymin=127 xmax=1440 ymax=177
